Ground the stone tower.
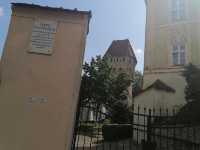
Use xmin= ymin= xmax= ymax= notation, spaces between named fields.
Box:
xmin=105 ymin=39 xmax=137 ymax=105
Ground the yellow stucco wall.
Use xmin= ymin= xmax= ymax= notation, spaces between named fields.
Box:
xmin=135 ymin=85 xmax=185 ymax=112
xmin=143 ymin=69 xmax=186 ymax=106
xmin=143 ymin=0 xmax=200 ymax=106
xmin=144 ymin=0 xmax=200 ymax=71
xmin=0 ymin=5 xmax=90 ymax=150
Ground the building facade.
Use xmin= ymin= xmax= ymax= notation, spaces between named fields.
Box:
xmin=105 ymin=39 xmax=137 ymax=105
xmin=0 ymin=3 xmax=91 ymax=150
xmin=142 ymin=0 xmax=200 ymax=108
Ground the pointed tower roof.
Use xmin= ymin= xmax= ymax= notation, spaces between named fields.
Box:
xmin=105 ymin=39 xmax=137 ymax=63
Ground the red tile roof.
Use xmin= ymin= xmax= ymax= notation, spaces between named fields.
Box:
xmin=135 ymin=79 xmax=176 ymax=98
xmin=105 ymin=39 xmax=137 ymax=63
xmin=145 ymin=79 xmax=176 ymax=93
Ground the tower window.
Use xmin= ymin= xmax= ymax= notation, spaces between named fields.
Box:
xmin=172 ymin=43 xmax=186 ymax=66
xmin=172 ymin=0 xmax=186 ymax=21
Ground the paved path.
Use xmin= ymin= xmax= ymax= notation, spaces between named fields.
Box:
xmin=75 ymin=135 xmax=142 ymax=150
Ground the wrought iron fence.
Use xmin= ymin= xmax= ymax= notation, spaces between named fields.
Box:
xmin=71 ymin=103 xmax=200 ymax=150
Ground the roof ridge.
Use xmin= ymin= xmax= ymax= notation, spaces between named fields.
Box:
xmin=134 ymin=79 xmax=176 ymax=98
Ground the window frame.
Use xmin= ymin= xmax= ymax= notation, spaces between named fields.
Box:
xmin=172 ymin=42 xmax=186 ymax=66
xmin=171 ymin=0 xmax=186 ymax=22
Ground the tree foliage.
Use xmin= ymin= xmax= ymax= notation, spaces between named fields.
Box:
xmin=182 ymin=63 xmax=200 ymax=102
xmin=175 ymin=64 xmax=200 ymax=124
xmin=109 ymin=101 xmax=133 ymax=124
xmin=79 ymin=55 xmax=112 ymax=106
xmin=132 ymin=71 xmax=143 ymax=97
xmin=79 ymin=55 xmax=132 ymax=123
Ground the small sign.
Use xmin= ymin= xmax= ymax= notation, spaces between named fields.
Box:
xmin=29 ymin=20 xmax=57 ymax=55
xmin=27 ymin=96 xmax=48 ymax=104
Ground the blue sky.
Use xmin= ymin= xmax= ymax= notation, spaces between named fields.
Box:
xmin=0 ymin=0 xmax=146 ymax=71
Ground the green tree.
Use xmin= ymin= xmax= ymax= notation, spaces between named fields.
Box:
xmin=175 ymin=64 xmax=200 ymax=124
xmin=132 ymin=71 xmax=143 ymax=97
xmin=182 ymin=63 xmax=200 ymax=102
xmin=108 ymin=73 xmax=133 ymax=123
xmin=109 ymin=101 xmax=132 ymax=124
xmin=79 ymin=55 xmax=112 ymax=107
xmin=79 ymin=55 xmax=132 ymax=123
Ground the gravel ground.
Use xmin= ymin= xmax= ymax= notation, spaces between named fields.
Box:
xmin=74 ymin=126 xmax=200 ymax=150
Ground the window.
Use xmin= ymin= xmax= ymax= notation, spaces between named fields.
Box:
xmin=172 ymin=43 xmax=186 ymax=66
xmin=180 ymin=45 xmax=186 ymax=64
xmin=172 ymin=0 xmax=186 ymax=21
xmin=172 ymin=45 xmax=179 ymax=65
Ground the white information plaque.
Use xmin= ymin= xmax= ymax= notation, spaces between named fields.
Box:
xmin=29 ymin=20 xmax=57 ymax=55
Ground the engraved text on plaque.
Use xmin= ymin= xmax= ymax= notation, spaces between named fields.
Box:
xmin=29 ymin=20 xmax=57 ymax=55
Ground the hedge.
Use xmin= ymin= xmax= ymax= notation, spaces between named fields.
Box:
xmin=102 ymin=124 xmax=133 ymax=141
xmin=79 ymin=123 xmax=94 ymax=136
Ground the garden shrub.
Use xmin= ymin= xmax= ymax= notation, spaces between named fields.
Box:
xmin=102 ymin=124 xmax=133 ymax=141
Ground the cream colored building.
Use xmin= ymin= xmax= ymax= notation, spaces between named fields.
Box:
xmin=0 ymin=3 xmax=91 ymax=150
xmin=136 ymin=0 xmax=200 ymax=110
xmin=105 ymin=39 xmax=137 ymax=105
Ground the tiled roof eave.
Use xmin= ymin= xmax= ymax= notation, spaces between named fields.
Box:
xmin=11 ymin=3 xmax=92 ymax=16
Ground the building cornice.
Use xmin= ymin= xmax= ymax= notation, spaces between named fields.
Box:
xmin=144 ymin=66 xmax=186 ymax=75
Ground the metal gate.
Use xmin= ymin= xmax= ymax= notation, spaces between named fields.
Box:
xmin=71 ymin=103 xmax=200 ymax=150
